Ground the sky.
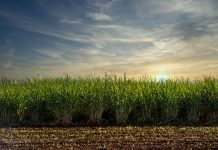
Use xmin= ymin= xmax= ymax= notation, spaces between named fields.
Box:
xmin=0 ymin=0 xmax=218 ymax=79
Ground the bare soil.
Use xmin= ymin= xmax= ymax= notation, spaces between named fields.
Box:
xmin=0 ymin=126 xmax=217 ymax=149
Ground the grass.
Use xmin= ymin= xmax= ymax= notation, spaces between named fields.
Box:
xmin=0 ymin=75 xmax=218 ymax=126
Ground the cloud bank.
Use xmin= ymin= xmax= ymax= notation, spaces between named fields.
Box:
xmin=0 ymin=0 xmax=218 ymax=79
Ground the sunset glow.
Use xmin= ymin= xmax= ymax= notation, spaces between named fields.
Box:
xmin=155 ymin=74 xmax=170 ymax=81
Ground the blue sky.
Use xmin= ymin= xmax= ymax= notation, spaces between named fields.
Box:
xmin=0 ymin=0 xmax=218 ymax=79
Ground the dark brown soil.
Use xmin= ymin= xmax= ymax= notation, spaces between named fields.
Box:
xmin=0 ymin=126 xmax=217 ymax=149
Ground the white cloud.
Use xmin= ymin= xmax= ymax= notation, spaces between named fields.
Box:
xmin=0 ymin=39 xmax=14 ymax=69
xmin=153 ymin=0 xmax=216 ymax=17
xmin=33 ymin=48 xmax=64 ymax=58
xmin=61 ymin=19 xmax=82 ymax=24
xmin=0 ymin=11 xmax=89 ymax=43
xmin=87 ymin=12 xmax=112 ymax=21
xmin=93 ymin=24 xmax=122 ymax=29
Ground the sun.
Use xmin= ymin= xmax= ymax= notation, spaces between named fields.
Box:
xmin=155 ymin=73 xmax=170 ymax=81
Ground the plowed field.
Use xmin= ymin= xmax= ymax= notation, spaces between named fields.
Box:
xmin=0 ymin=126 xmax=218 ymax=149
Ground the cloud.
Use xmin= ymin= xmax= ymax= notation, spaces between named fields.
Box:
xmin=86 ymin=12 xmax=112 ymax=21
xmin=0 ymin=11 xmax=89 ymax=43
xmin=135 ymin=0 xmax=217 ymax=18
xmin=0 ymin=39 xmax=14 ymax=69
xmin=1 ymin=0 xmax=218 ymax=79
xmin=61 ymin=19 xmax=82 ymax=24
xmin=93 ymin=24 xmax=122 ymax=29
xmin=33 ymin=48 xmax=64 ymax=58
xmin=162 ymin=0 xmax=217 ymax=17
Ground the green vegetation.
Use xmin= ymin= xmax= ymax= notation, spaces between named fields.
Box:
xmin=0 ymin=75 xmax=218 ymax=126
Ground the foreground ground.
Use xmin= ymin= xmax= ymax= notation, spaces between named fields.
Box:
xmin=0 ymin=126 xmax=217 ymax=149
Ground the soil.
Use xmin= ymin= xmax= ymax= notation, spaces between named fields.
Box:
xmin=0 ymin=126 xmax=217 ymax=149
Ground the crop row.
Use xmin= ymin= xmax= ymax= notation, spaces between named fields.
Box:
xmin=0 ymin=75 xmax=218 ymax=126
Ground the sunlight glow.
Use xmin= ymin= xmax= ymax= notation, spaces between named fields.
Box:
xmin=155 ymin=73 xmax=170 ymax=81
